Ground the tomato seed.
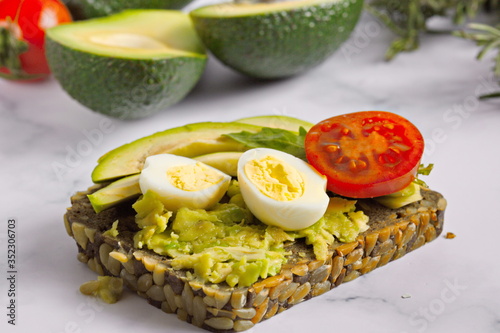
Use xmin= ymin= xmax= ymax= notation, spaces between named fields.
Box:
xmin=324 ymin=144 xmax=339 ymax=153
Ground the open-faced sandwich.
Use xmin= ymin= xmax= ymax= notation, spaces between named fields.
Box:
xmin=64 ymin=111 xmax=447 ymax=332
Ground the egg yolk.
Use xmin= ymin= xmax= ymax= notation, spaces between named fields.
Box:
xmin=167 ymin=162 xmax=226 ymax=191
xmin=244 ymin=155 xmax=304 ymax=201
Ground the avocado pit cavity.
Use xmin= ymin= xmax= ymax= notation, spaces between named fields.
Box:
xmin=89 ymin=33 xmax=170 ymax=50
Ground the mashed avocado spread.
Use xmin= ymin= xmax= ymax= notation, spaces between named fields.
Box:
xmin=132 ymin=180 xmax=368 ymax=287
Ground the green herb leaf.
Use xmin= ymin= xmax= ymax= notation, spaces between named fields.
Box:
xmin=365 ymin=0 xmax=489 ymax=60
xmin=455 ymin=22 xmax=500 ymax=91
xmin=224 ymin=127 xmax=307 ymax=160
xmin=414 ymin=163 xmax=434 ymax=187
xmin=417 ymin=163 xmax=434 ymax=176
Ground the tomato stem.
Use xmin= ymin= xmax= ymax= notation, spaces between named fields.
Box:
xmin=0 ymin=18 xmax=32 ymax=79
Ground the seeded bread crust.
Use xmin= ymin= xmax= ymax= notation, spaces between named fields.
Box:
xmin=64 ymin=185 xmax=446 ymax=332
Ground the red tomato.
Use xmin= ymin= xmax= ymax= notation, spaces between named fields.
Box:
xmin=305 ymin=111 xmax=424 ymax=198
xmin=0 ymin=0 xmax=72 ymax=81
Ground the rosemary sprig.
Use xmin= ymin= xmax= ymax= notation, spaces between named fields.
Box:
xmin=455 ymin=23 xmax=500 ymax=98
xmin=455 ymin=23 xmax=500 ymax=77
xmin=365 ymin=0 xmax=500 ymax=99
xmin=365 ymin=0 xmax=490 ymax=60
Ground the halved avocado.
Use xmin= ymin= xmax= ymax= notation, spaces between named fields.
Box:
xmin=69 ymin=0 xmax=195 ymax=20
xmin=190 ymin=0 xmax=364 ymax=79
xmin=45 ymin=10 xmax=207 ymax=120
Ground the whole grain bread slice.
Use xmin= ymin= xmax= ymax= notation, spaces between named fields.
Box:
xmin=64 ymin=185 xmax=446 ymax=332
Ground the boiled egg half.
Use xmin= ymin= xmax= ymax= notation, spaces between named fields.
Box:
xmin=139 ymin=154 xmax=231 ymax=211
xmin=237 ymin=148 xmax=329 ymax=231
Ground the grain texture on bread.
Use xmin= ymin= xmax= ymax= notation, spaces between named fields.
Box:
xmin=64 ymin=185 xmax=446 ymax=332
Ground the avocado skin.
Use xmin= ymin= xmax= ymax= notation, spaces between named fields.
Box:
xmin=190 ymin=0 xmax=364 ymax=79
xmin=67 ymin=0 xmax=194 ymax=20
xmin=45 ymin=37 xmax=207 ymax=120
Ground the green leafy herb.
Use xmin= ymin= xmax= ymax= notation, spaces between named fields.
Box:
xmin=365 ymin=0 xmax=491 ymax=60
xmin=414 ymin=163 xmax=434 ymax=187
xmin=455 ymin=22 xmax=500 ymax=98
xmin=364 ymin=0 xmax=500 ymax=98
xmin=224 ymin=127 xmax=307 ymax=160
xmin=418 ymin=163 xmax=434 ymax=176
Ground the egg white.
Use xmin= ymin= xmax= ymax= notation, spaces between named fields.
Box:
xmin=237 ymin=148 xmax=329 ymax=231
xmin=139 ymin=154 xmax=231 ymax=211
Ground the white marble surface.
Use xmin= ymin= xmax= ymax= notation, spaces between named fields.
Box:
xmin=1 ymin=4 xmax=500 ymax=333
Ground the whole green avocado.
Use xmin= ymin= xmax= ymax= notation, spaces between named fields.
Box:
xmin=45 ymin=10 xmax=207 ymax=120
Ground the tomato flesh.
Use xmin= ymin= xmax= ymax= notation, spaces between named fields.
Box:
xmin=305 ymin=111 xmax=424 ymax=198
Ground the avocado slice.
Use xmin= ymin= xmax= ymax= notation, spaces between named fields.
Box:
xmin=91 ymin=122 xmax=263 ymax=183
xmin=89 ymin=115 xmax=312 ymax=212
xmin=87 ymin=151 xmax=245 ymax=213
xmin=92 ymin=116 xmax=310 ymax=183
xmin=373 ymin=183 xmax=423 ymax=209
xmin=45 ymin=10 xmax=207 ymax=120
xmin=193 ymin=151 xmax=243 ymax=176
xmin=69 ymin=0 xmax=195 ymax=20
xmin=190 ymin=0 xmax=363 ymax=79
xmin=236 ymin=115 xmax=313 ymax=132
xmin=88 ymin=174 xmax=142 ymax=213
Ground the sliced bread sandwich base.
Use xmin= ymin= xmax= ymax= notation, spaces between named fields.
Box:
xmin=64 ymin=185 xmax=446 ymax=332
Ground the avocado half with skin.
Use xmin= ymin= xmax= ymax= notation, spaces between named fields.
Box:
xmin=46 ymin=10 xmax=207 ymax=120
xmin=190 ymin=0 xmax=364 ymax=79
xmin=68 ymin=0 xmax=195 ymax=20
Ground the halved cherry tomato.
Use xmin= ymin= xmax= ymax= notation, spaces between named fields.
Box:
xmin=0 ymin=0 xmax=72 ymax=81
xmin=305 ymin=111 xmax=424 ymax=198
